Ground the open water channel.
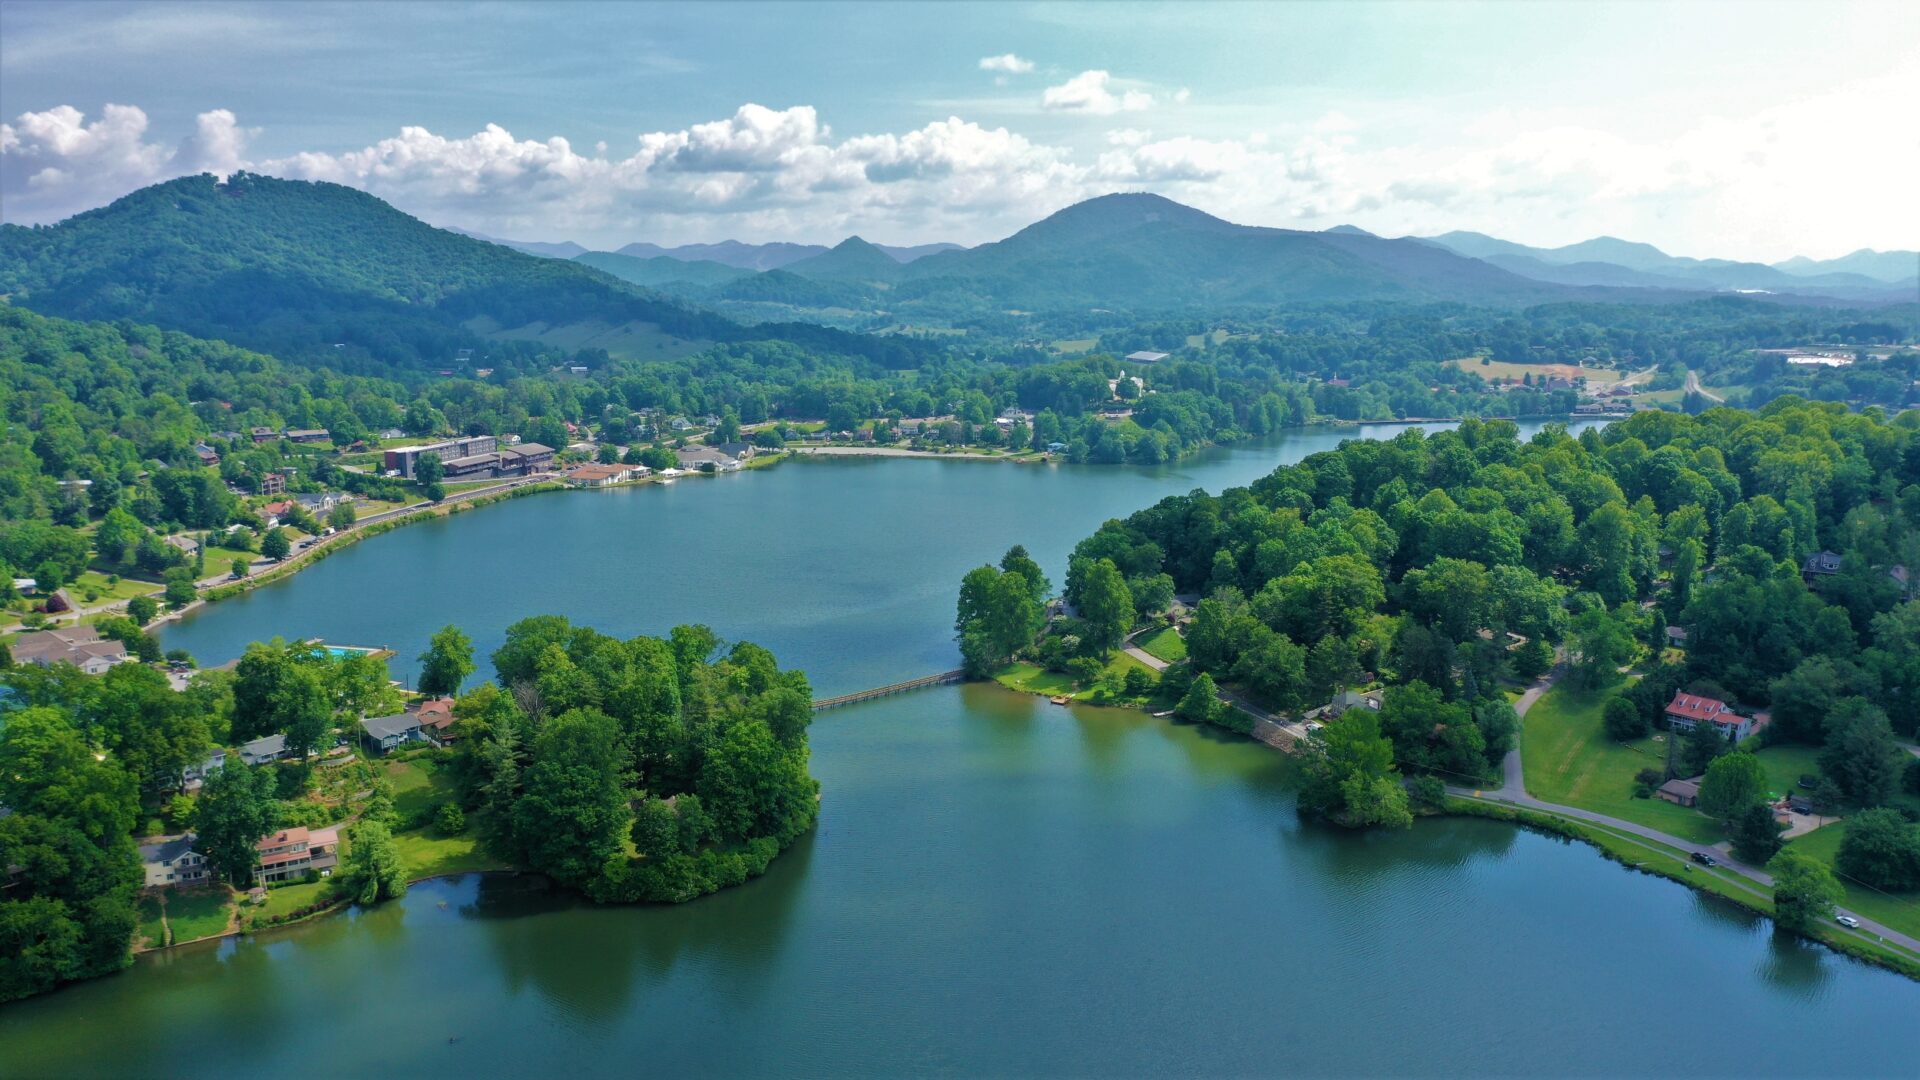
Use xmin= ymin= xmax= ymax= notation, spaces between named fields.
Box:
xmin=2 ymin=422 xmax=1915 ymax=1077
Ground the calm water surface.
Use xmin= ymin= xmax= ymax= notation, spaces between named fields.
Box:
xmin=5 ymin=422 xmax=1915 ymax=1077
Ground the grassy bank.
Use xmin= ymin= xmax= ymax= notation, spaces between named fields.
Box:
xmin=1521 ymin=682 xmax=1726 ymax=843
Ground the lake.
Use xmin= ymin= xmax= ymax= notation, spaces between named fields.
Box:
xmin=4 ymin=421 xmax=1915 ymax=1076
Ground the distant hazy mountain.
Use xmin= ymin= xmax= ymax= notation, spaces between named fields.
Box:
xmin=445 ymin=226 xmax=589 ymax=259
xmin=1323 ymin=224 xmax=1377 ymax=237
xmin=1422 ymin=230 xmax=1913 ymax=299
xmin=887 ymin=193 xmax=1560 ymax=309
xmin=572 ymin=250 xmax=751 ymax=289
xmin=1774 ymin=249 xmax=1919 ymax=284
xmin=615 ymin=238 xmax=962 ymax=270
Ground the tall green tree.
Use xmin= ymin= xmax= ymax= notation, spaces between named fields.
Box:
xmin=418 ymin=624 xmax=476 ymax=697
xmin=1074 ymin=558 xmax=1135 ymax=654
xmin=512 ymin=709 xmax=632 ymax=888
xmin=1695 ymin=751 xmax=1766 ymax=825
xmin=340 ymin=820 xmax=408 ymax=905
xmin=194 ymin=764 xmax=278 ymax=885
xmin=1768 ymin=849 xmax=1843 ymax=932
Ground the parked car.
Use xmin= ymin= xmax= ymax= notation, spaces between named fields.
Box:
xmin=1836 ymin=915 xmax=1861 ymax=929
xmin=1690 ymin=852 xmax=1717 ymax=867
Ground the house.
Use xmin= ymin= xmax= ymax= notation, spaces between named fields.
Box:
xmin=255 ymin=826 xmax=340 ymax=884
xmin=1326 ymin=377 xmax=1352 ymax=389
xmin=10 ymin=577 xmax=35 ymax=595
xmin=291 ymin=492 xmax=348 ymax=515
xmin=709 ymin=441 xmax=756 ymax=461
xmin=415 ymin=698 xmax=458 ymax=744
xmin=1329 ymin=689 xmax=1383 ymax=716
xmin=140 ymin=835 xmax=213 ymax=888
xmin=1665 ymin=625 xmax=1689 ymax=647
xmin=261 ymin=500 xmax=295 ymax=524
xmin=361 ymin=712 xmax=425 ymax=754
xmin=237 ymin=733 xmax=288 ymax=767
xmin=564 ymin=463 xmax=633 ymax=487
xmin=250 ymin=426 xmax=280 ymax=443
xmin=1654 ymin=778 xmax=1701 ymax=807
xmin=164 ymin=533 xmax=201 ymax=559
xmin=257 ymin=470 xmax=288 ymax=496
xmin=10 ymin=626 xmax=130 ymax=675
xmin=1125 ymin=351 xmax=1169 ymax=364
xmin=1801 ymin=550 xmax=1844 ymax=581
xmin=675 ymin=447 xmax=740 ymax=472
xmin=286 ymin=429 xmax=331 ymax=445
xmin=181 ymin=750 xmax=228 ymax=790
xmin=1664 ymin=692 xmax=1759 ymax=743
xmin=193 ymin=443 xmax=221 ymax=466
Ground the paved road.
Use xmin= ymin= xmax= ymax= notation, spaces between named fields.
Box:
xmin=1458 ymin=666 xmax=1920 ymax=957
xmin=1684 ymin=370 xmax=1725 ymax=403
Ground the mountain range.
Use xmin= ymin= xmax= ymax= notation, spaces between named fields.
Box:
xmin=1416 ymin=231 xmax=1915 ymax=299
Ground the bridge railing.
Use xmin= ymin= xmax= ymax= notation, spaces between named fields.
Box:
xmin=812 ymin=669 xmax=966 ymax=710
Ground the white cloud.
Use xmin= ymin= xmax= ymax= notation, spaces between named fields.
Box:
xmin=1105 ymin=128 xmax=1153 ymax=147
xmin=978 ymin=54 xmax=1035 ymax=75
xmin=1041 ymin=71 xmax=1153 ymax=115
xmin=0 ymin=103 xmax=252 ymax=223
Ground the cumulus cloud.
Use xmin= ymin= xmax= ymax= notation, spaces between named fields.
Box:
xmin=0 ymin=103 xmax=251 ymax=223
xmin=977 ymin=53 xmax=1034 ymax=75
xmin=1041 ymin=71 xmax=1153 ymax=115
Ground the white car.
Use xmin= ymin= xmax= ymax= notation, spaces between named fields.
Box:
xmin=1836 ymin=915 xmax=1861 ymax=929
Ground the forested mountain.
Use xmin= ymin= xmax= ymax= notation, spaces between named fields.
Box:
xmin=1775 ymin=249 xmax=1920 ymax=284
xmin=612 ymin=238 xmax=960 ymax=269
xmin=782 ymin=237 xmax=909 ymax=284
xmin=572 ymin=250 xmax=752 ymax=289
xmin=444 ymin=227 xmax=590 ymax=259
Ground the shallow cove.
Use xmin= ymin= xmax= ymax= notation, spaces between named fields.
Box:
xmin=5 ymin=420 xmax=1915 ymax=1075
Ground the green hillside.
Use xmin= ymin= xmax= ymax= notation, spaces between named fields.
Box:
xmin=572 ymin=250 xmax=751 ymax=289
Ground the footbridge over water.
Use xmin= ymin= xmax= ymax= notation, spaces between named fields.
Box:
xmin=812 ymin=669 xmax=967 ymax=710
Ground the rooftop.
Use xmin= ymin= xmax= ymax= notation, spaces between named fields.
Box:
xmin=362 ymin=712 xmax=422 ymax=741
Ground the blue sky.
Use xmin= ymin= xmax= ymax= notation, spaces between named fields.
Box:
xmin=3 ymin=1 xmax=1916 ymax=258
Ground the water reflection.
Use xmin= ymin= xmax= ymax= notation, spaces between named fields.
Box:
xmin=1757 ymin=932 xmax=1835 ymax=999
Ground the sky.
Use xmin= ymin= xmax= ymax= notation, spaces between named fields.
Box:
xmin=2 ymin=0 xmax=1917 ymax=260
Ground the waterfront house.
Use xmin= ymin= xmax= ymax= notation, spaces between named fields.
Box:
xmin=1664 ymin=692 xmax=1758 ymax=743
xmin=415 ymin=698 xmax=458 ymax=744
xmin=11 ymin=626 xmax=129 ymax=675
xmin=710 ymin=441 xmax=757 ymax=461
xmin=238 ymin=733 xmax=288 ymax=766
xmin=255 ymin=826 xmax=340 ymax=884
xmin=564 ymin=463 xmax=633 ymax=487
xmin=675 ymin=447 xmax=740 ymax=472
xmin=361 ymin=712 xmax=425 ymax=754
xmin=140 ymin=835 xmax=213 ymax=888
xmin=1654 ymin=778 xmax=1701 ymax=807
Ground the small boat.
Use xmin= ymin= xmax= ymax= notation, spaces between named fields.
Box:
xmin=1049 ymin=695 xmax=1071 ymax=706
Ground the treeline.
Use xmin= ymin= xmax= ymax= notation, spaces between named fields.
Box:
xmin=1060 ymin=399 xmax=1920 ymax=828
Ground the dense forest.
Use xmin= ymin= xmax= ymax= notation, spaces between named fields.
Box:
xmin=1051 ymin=400 xmax=1920 ymax=831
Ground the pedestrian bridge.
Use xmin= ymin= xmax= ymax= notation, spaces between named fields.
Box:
xmin=812 ymin=669 xmax=967 ymax=710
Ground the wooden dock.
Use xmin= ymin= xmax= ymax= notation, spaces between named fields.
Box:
xmin=812 ymin=669 xmax=967 ymax=710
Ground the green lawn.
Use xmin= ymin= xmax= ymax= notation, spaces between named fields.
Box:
xmin=204 ymin=545 xmax=259 ymax=573
xmin=69 ymin=571 xmax=164 ymax=603
xmin=1521 ymin=682 xmax=1727 ymax=844
xmin=393 ymin=828 xmax=507 ymax=880
xmin=1786 ymin=823 xmax=1920 ymax=943
xmin=385 ymin=757 xmax=455 ymax=823
xmin=994 ymin=662 xmax=1078 ymax=696
xmin=255 ymin=880 xmax=332 ymax=921
xmin=1136 ymin=625 xmax=1187 ymax=664
xmin=163 ymin=889 xmax=234 ymax=943
xmin=1752 ymin=745 xmax=1823 ymax=801
xmin=136 ymin=895 xmax=168 ymax=950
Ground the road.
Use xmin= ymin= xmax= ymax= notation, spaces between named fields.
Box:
xmin=1684 ymin=370 xmax=1725 ymax=403
xmin=1453 ymin=667 xmax=1920 ymax=957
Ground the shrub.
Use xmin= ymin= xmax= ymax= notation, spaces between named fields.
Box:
xmin=434 ymin=801 xmax=466 ymax=836
xmin=1603 ymin=696 xmax=1648 ymax=741
xmin=1410 ymin=775 xmax=1448 ymax=809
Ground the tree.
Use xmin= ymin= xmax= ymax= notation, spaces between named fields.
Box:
xmin=1177 ymin=672 xmax=1223 ymax=726
xmin=260 ymin=526 xmax=291 ymax=561
xmin=230 ymin=558 xmax=249 ymax=579
xmin=194 ymin=764 xmax=277 ymax=885
xmin=415 ymin=452 xmax=445 ymax=490
xmin=1835 ymin=808 xmax=1920 ymax=891
xmin=999 ymin=545 xmax=1051 ymax=605
xmin=327 ymin=502 xmax=356 ymax=530
xmin=1768 ymin=849 xmax=1842 ymax=932
xmin=1731 ymin=801 xmax=1784 ymax=865
xmin=1074 ymin=558 xmax=1135 ymax=654
xmin=340 ymin=820 xmax=408 ymax=904
xmin=956 ymin=565 xmax=1042 ymax=676
xmin=512 ymin=710 xmax=632 ymax=888
xmin=125 ymin=595 xmax=157 ymax=626
xmin=1568 ymin=604 xmax=1635 ymax=689
xmin=1679 ymin=716 xmax=1731 ymax=777
xmin=1511 ymin=637 xmax=1553 ymax=680
xmin=162 ymin=567 xmax=196 ymax=609
xmin=418 ymin=624 xmax=476 ymax=697
xmin=1603 ymin=695 xmax=1648 ymax=741
xmin=1695 ymin=751 xmax=1766 ymax=824
xmin=1299 ymin=711 xmax=1411 ymax=829
xmin=231 ymin=641 xmax=333 ymax=752
xmin=1817 ymin=699 xmax=1905 ymax=808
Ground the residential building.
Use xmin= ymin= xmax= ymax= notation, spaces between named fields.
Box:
xmin=292 ymin=492 xmax=351 ymax=515
xmin=238 ymin=733 xmax=288 ymax=766
xmin=564 ymin=463 xmax=633 ymax=487
xmin=250 ymin=426 xmax=280 ymax=443
xmin=140 ymin=835 xmax=213 ymax=888
xmin=261 ymin=500 xmax=295 ymax=524
xmin=181 ymin=750 xmax=228 ymax=791
xmin=1654 ymin=778 xmax=1701 ymax=807
xmin=193 ymin=443 xmax=221 ymax=466
xmin=1329 ymin=689 xmax=1383 ymax=716
xmin=10 ymin=626 xmax=130 ymax=675
xmin=676 ymin=447 xmax=740 ymax=471
xmin=384 ymin=435 xmax=497 ymax=480
xmin=415 ymin=698 xmax=458 ymax=744
xmin=255 ymin=826 xmax=340 ymax=884
xmin=361 ymin=712 xmax=426 ymax=754
xmin=1665 ymin=625 xmax=1689 ymax=647
xmin=10 ymin=577 xmax=34 ymax=594
xmin=1125 ymin=351 xmax=1169 ymax=364
xmin=1664 ymin=692 xmax=1759 ymax=743
xmin=258 ymin=471 xmax=288 ymax=496
xmin=709 ymin=441 xmax=756 ymax=461
xmin=286 ymin=429 xmax=331 ymax=445
xmin=1801 ymin=550 xmax=1844 ymax=581
xmin=164 ymin=533 xmax=200 ymax=559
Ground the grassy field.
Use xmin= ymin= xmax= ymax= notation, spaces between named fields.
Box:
xmin=136 ymin=895 xmax=168 ymax=949
xmin=1136 ymin=625 xmax=1187 ymax=664
xmin=1785 ymin=823 xmax=1920 ymax=943
xmin=69 ymin=571 xmax=164 ymax=603
xmin=394 ymin=828 xmax=506 ymax=880
xmin=254 ymin=880 xmax=332 ymax=921
xmin=1521 ymin=682 xmax=1727 ymax=844
xmin=995 ymin=652 xmax=1161 ymax=699
xmin=385 ymin=757 xmax=456 ymax=823
xmin=1752 ymin=744 xmax=1822 ymax=800
xmin=163 ymin=889 xmax=234 ymax=943
xmin=1452 ymin=357 xmax=1624 ymax=384
xmin=1051 ymin=337 xmax=1098 ymax=354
